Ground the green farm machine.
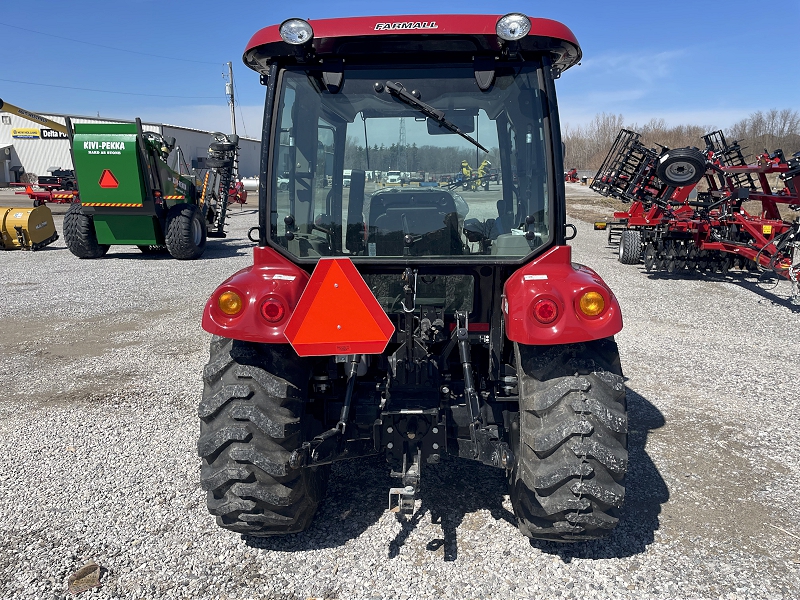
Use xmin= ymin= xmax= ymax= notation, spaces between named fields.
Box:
xmin=63 ymin=119 xmax=240 ymax=259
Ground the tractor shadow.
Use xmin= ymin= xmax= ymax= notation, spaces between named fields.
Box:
xmin=729 ymin=274 xmax=800 ymax=311
xmin=528 ymin=388 xmax=669 ymax=561
xmin=641 ymin=267 xmax=800 ymax=312
xmin=387 ymin=457 xmax=517 ymax=561
xmin=226 ymin=207 xmax=259 ymax=217
xmin=245 ymin=389 xmax=668 ymax=561
xmin=243 ymin=453 xmax=514 ymax=561
xmin=96 ymin=238 xmax=254 ymax=261
xmin=202 ymin=238 xmax=255 ymax=260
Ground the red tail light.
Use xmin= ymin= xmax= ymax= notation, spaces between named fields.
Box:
xmin=532 ymin=298 xmax=559 ymax=324
xmin=260 ymin=297 xmax=286 ymax=323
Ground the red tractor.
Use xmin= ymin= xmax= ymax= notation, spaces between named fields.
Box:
xmin=198 ymin=13 xmax=626 ymax=542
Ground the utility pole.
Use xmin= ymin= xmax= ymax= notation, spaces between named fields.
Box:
xmin=224 ymin=62 xmax=238 ymax=182
xmin=475 ymin=115 xmax=479 ymax=170
xmin=398 ymin=117 xmax=407 ymax=174
xmin=225 ymin=62 xmax=237 ymax=136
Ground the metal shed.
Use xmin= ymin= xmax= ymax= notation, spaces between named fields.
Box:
xmin=0 ymin=112 xmax=259 ymax=186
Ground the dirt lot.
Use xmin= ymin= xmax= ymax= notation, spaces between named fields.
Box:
xmin=1 ymin=185 xmax=799 ymax=599
xmin=565 ymin=181 xmax=631 ymax=223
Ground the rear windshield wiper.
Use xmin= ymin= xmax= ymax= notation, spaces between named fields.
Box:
xmin=384 ymin=81 xmax=488 ymax=153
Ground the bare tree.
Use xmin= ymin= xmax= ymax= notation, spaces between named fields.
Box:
xmin=563 ymin=113 xmax=625 ymax=171
xmin=727 ymin=109 xmax=800 ymax=160
xmin=562 ymin=108 xmax=800 ymax=171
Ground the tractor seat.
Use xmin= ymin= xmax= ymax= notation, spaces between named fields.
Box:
xmin=368 ymin=191 xmax=462 ymax=256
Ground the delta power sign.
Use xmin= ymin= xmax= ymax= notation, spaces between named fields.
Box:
xmin=11 ymin=128 xmax=69 ymax=140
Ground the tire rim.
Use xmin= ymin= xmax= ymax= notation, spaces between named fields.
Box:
xmin=663 ymin=161 xmax=698 ymax=184
xmin=191 ymin=217 xmax=202 ymax=246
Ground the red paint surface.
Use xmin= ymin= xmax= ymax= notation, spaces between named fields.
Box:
xmin=203 ymin=246 xmax=624 ymax=349
xmin=245 ymin=14 xmax=578 ymax=55
xmin=202 ymin=246 xmax=310 ymax=343
xmin=503 ymin=245 xmax=623 ymax=345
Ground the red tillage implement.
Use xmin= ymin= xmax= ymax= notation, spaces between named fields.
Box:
xmin=16 ymin=185 xmax=79 ymax=207
xmin=593 ymin=128 xmax=800 ymax=300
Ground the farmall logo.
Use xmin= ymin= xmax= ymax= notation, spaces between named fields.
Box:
xmin=374 ymin=21 xmax=438 ymax=31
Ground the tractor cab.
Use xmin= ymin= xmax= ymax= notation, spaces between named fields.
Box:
xmin=248 ymin=15 xmax=582 ymax=266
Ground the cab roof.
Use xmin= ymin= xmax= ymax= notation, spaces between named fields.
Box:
xmin=243 ymin=14 xmax=581 ymax=74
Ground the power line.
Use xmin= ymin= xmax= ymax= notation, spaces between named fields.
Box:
xmin=232 ymin=75 xmax=248 ymax=138
xmin=0 ymin=77 xmax=223 ymax=99
xmin=0 ymin=22 xmax=222 ymax=66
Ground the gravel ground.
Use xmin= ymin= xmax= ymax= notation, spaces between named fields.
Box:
xmin=1 ymin=185 xmax=800 ymax=600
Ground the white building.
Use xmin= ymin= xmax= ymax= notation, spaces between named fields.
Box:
xmin=0 ymin=111 xmax=260 ymax=187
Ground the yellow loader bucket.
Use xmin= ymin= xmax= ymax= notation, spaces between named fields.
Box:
xmin=0 ymin=205 xmax=59 ymax=250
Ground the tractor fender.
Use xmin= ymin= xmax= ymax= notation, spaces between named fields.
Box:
xmin=503 ymin=245 xmax=623 ymax=345
xmin=202 ymin=246 xmax=309 ymax=343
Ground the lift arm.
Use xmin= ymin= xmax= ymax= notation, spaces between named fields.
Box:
xmin=0 ymin=98 xmax=68 ymax=134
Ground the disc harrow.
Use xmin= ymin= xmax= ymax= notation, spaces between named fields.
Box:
xmin=593 ymin=128 xmax=800 ymax=301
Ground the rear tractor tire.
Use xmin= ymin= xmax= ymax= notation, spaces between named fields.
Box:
xmin=618 ymin=230 xmax=642 ymax=264
xmin=510 ymin=339 xmax=627 ymax=541
xmin=198 ymin=337 xmax=330 ymax=536
xmin=63 ymin=202 xmax=110 ymax=259
xmin=165 ymin=203 xmax=207 ymax=260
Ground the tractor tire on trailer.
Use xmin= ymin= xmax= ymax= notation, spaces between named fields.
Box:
xmin=656 ymin=147 xmax=707 ymax=187
xmin=198 ymin=337 xmax=330 ymax=536
xmin=205 ymin=158 xmax=232 ymax=169
xmin=63 ymin=202 xmax=110 ymax=259
xmin=618 ymin=230 xmax=641 ymax=264
xmin=510 ymin=338 xmax=627 ymax=541
xmin=165 ymin=203 xmax=207 ymax=260
xmin=209 ymin=141 xmax=236 ymax=152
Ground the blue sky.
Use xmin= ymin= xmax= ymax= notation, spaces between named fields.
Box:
xmin=3 ymin=1 xmax=797 ymax=139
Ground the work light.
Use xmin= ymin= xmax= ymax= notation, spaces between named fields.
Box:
xmin=496 ymin=13 xmax=531 ymax=41
xmin=280 ymin=19 xmax=314 ymax=45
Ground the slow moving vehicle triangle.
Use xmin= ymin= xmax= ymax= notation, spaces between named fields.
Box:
xmin=98 ymin=169 xmax=119 ymax=189
xmin=284 ymin=258 xmax=394 ymax=356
